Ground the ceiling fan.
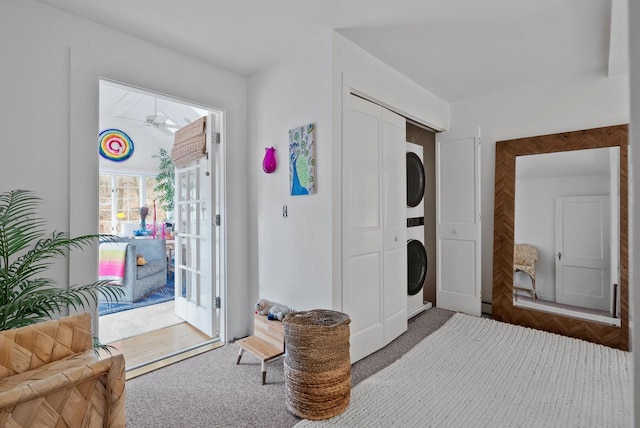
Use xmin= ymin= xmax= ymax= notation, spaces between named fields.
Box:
xmin=117 ymin=97 xmax=179 ymax=136
xmin=142 ymin=98 xmax=179 ymax=131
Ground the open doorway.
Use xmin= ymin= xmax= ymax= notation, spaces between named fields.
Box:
xmin=97 ymin=80 xmax=223 ymax=370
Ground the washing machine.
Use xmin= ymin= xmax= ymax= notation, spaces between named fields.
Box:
xmin=406 ymin=142 xmax=429 ymax=318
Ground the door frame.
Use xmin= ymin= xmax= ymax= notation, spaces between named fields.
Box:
xmin=70 ymin=66 xmax=228 ymax=342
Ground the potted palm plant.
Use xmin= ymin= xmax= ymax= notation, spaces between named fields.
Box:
xmin=153 ymin=147 xmax=175 ymax=218
xmin=0 ymin=189 xmax=123 ymax=336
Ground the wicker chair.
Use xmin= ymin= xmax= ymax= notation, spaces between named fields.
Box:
xmin=0 ymin=313 xmax=126 ymax=427
xmin=513 ymin=243 xmax=538 ymax=300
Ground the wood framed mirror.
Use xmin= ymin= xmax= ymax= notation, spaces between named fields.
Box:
xmin=492 ymin=124 xmax=628 ymax=351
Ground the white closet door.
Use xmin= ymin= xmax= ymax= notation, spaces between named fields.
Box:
xmin=343 ymin=95 xmax=406 ymax=363
xmin=343 ymin=95 xmax=384 ymax=363
xmin=435 ymin=127 xmax=482 ymax=316
xmin=381 ymin=108 xmax=407 ymax=345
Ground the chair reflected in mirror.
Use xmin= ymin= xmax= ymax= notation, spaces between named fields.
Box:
xmin=513 ymin=243 xmax=538 ymax=300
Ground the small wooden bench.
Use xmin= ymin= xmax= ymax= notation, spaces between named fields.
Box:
xmin=236 ymin=313 xmax=285 ymax=384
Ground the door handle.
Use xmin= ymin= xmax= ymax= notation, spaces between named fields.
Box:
xmin=557 ymin=252 xmax=562 ymax=260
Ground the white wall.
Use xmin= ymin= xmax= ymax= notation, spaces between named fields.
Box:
xmin=247 ymin=31 xmax=332 ymax=318
xmin=0 ymin=0 xmax=249 ymax=341
xmin=332 ymin=34 xmax=450 ymax=132
xmin=247 ymin=31 xmax=334 ymax=314
xmin=247 ymin=32 xmax=450 ymax=318
xmin=452 ymin=72 xmax=630 ymax=308
xmin=515 ymin=174 xmax=609 ymax=301
xmin=331 ymin=32 xmax=450 ymax=310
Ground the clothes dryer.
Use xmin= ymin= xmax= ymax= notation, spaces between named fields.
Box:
xmin=406 ymin=142 xmax=429 ymax=318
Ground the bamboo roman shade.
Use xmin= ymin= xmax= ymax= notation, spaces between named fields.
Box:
xmin=171 ymin=116 xmax=207 ymax=168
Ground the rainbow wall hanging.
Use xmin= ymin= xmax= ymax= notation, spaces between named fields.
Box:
xmin=99 ymin=129 xmax=134 ymax=162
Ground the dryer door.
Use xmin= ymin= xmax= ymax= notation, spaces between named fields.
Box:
xmin=407 ymin=239 xmax=428 ymax=295
xmin=406 ymin=152 xmax=425 ymax=207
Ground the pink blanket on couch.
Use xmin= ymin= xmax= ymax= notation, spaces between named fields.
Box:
xmin=98 ymin=242 xmax=129 ymax=284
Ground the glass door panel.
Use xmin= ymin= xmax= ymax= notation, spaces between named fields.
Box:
xmin=173 ymin=113 xmax=217 ymax=338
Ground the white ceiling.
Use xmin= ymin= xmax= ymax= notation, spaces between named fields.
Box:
xmin=36 ymin=0 xmax=628 ymax=102
xmin=100 ymin=81 xmax=208 ymax=136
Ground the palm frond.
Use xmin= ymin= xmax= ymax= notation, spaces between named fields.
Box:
xmin=0 ymin=280 xmax=123 ymax=330
xmin=0 ymin=190 xmax=124 ymax=340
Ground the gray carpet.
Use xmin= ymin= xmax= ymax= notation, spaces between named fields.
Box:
xmin=125 ymin=307 xmax=454 ymax=427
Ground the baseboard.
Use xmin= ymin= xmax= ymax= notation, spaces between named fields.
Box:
xmin=481 ymin=301 xmax=492 ymax=315
xmin=408 ymin=302 xmax=433 ymax=319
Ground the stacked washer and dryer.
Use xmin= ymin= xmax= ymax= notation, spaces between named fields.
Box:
xmin=406 ymin=142 xmax=431 ymax=318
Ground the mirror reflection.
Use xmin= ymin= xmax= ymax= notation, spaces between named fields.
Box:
xmin=513 ymin=147 xmax=620 ymax=321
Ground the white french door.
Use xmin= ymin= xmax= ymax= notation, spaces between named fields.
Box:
xmin=435 ymin=127 xmax=482 ymax=316
xmin=174 ymin=113 xmax=219 ymax=338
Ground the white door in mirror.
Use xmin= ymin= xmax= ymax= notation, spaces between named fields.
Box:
xmin=555 ymin=195 xmax=611 ymax=312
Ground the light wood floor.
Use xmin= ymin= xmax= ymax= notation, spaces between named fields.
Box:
xmin=99 ymin=301 xmax=222 ymax=379
xmin=99 ymin=301 xmax=184 ymax=344
xmin=105 ymin=322 xmax=220 ymax=379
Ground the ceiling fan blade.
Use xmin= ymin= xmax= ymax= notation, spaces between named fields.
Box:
xmin=152 ymin=115 xmax=168 ymax=126
xmin=117 ymin=115 xmax=145 ymax=124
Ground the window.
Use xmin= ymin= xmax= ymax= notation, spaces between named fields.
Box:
xmin=99 ymin=173 xmax=169 ymax=235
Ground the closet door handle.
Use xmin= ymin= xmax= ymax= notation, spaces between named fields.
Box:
xmin=557 ymin=252 xmax=562 ymax=260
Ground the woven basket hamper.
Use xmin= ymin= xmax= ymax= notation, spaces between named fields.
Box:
xmin=283 ymin=309 xmax=351 ymax=420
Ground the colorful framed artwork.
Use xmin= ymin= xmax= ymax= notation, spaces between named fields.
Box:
xmin=99 ymin=129 xmax=134 ymax=162
xmin=289 ymin=123 xmax=316 ymax=195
